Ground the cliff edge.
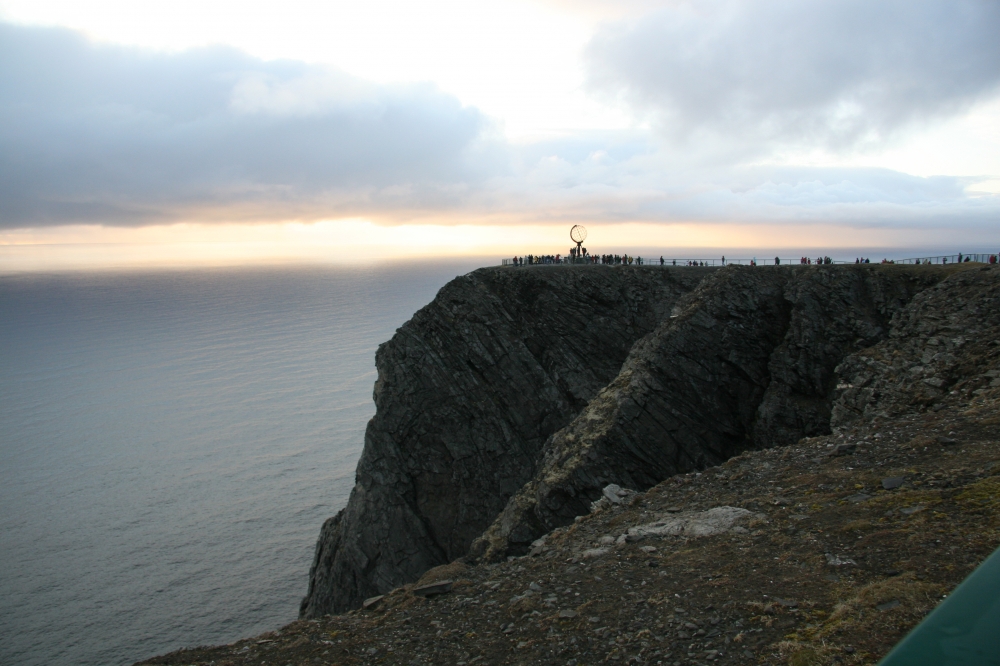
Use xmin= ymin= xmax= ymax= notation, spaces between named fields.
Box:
xmin=302 ymin=264 xmax=952 ymax=617
xmin=300 ymin=266 xmax=707 ymax=616
xmin=142 ymin=262 xmax=1000 ymax=666
xmin=471 ymin=264 xmax=944 ymax=561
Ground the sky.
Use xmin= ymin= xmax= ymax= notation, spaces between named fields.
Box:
xmin=1 ymin=0 xmax=999 ymax=268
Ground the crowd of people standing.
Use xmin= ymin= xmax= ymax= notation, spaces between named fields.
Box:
xmin=508 ymin=252 xmax=1000 ymax=268
xmin=511 ymin=252 xmax=654 ymax=266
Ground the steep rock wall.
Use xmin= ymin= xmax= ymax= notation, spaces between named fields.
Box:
xmin=300 ymin=266 xmax=707 ymax=616
xmin=833 ymin=264 xmax=1000 ymax=429
xmin=471 ymin=265 xmax=949 ymax=560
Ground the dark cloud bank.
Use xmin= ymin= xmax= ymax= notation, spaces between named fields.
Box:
xmin=1 ymin=5 xmax=999 ymax=230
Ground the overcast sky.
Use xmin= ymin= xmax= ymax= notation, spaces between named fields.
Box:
xmin=1 ymin=0 xmax=999 ymax=263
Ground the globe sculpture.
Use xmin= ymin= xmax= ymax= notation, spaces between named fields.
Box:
xmin=569 ymin=225 xmax=588 ymax=263
xmin=570 ymin=225 xmax=588 ymax=263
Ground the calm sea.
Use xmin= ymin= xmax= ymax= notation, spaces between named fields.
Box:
xmin=0 ymin=260 xmax=485 ymax=666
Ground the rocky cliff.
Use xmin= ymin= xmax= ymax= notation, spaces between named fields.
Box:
xmin=301 ymin=264 xmax=953 ymax=617
xmin=470 ymin=265 xmax=947 ymax=560
xmin=300 ymin=266 xmax=708 ymax=616
xmin=832 ymin=263 xmax=1000 ymax=428
xmin=146 ymin=263 xmax=1000 ymax=666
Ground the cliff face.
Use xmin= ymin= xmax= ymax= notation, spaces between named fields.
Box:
xmin=832 ymin=264 xmax=1000 ymax=429
xmin=144 ymin=263 xmax=1000 ymax=666
xmin=470 ymin=265 xmax=946 ymax=560
xmin=301 ymin=264 xmax=954 ymax=616
xmin=300 ymin=266 xmax=707 ymax=616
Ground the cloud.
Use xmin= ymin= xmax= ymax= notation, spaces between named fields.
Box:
xmin=500 ymin=140 xmax=996 ymax=228
xmin=0 ymin=22 xmax=502 ymax=227
xmin=0 ymin=19 xmax=997 ymax=234
xmin=586 ymin=0 xmax=1000 ymax=152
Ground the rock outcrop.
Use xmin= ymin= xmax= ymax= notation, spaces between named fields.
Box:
xmin=300 ymin=266 xmax=707 ymax=616
xmin=471 ymin=265 xmax=947 ymax=560
xmin=302 ymin=263 xmax=959 ymax=616
xmin=144 ymin=263 xmax=1000 ymax=666
xmin=833 ymin=264 xmax=1000 ymax=429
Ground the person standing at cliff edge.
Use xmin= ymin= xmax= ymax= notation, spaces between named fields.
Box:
xmin=775 ymin=256 xmax=780 ymax=265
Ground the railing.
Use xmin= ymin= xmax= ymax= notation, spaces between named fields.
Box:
xmin=501 ymin=253 xmax=999 ymax=267
xmin=885 ymin=253 xmax=997 ymax=265
xmin=503 ymin=257 xmax=774 ymax=266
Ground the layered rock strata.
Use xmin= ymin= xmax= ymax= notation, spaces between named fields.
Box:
xmin=471 ymin=265 xmax=947 ymax=560
xmin=300 ymin=266 xmax=707 ymax=616
xmin=143 ymin=264 xmax=1000 ymax=666
xmin=833 ymin=264 xmax=1000 ymax=429
xmin=302 ymin=264 xmax=956 ymax=616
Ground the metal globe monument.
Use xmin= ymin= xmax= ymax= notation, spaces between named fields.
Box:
xmin=570 ymin=225 xmax=587 ymax=262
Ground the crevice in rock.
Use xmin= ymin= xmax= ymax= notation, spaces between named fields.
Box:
xmin=470 ymin=265 xmax=953 ymax=563
xmin=301 ymin=265 xmax=958 ymax=616
xmin=300 ymin=266 xmax=707 ymax=616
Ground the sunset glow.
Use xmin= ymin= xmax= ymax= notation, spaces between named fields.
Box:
xmin=3 ymin=219 xmax=991 ymax=272
xmin=1 ymin=0 xmax=998 ymax=269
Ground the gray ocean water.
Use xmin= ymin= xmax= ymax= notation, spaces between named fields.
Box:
xmin=0 ymin=260 xmax=485 ymax=666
